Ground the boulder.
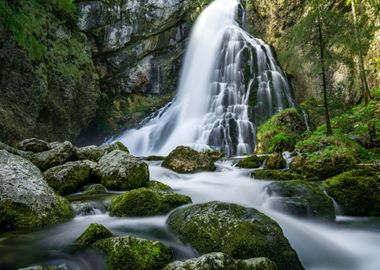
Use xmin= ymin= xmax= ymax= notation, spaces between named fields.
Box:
xmin=147 ymin=180 xmax=171 ymax=191
xmin=16 ymin=138 xmax=50 ymax=153
xmin=0 ymin=150 xmax=73 ymax=231
xmin=83 ymin=184 xmax=108 ymax=195
xmin=93 ymin=150 xmax=149 ymax=190
xmin=110 ymin=188 xmax=191 ymax=217
xmin=266 ymin=181 xmax=335 ymax=220
xmin=75 ymin=223 xmax=113 ymax=246
xmin=236 ymin=155 xmax=264 ymax=169
xmin=162 ymin=146 xmax=216 ymax=173
xmin=251 ymin=170 xmax=305 ymax=181
xmin=264 ymin=153 xmax=287 ymax=170
xmin=75 ymin=142 xmax=129 ymax=162
xmin=163 ymin=252 xmax=278 ymax=270
xmin=43 ymin=160 xmax=97 ymax=195
xmin=29 ymin=141 xmax=75 ymax=171
xmin=323 ymin=170 xmax=380 ymax=216
xmin=167 ymin=201 xmax=303 ymax=270
xmin=93 ymin=235 xmax=173 ymax=270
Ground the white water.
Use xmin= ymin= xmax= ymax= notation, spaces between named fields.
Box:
xmin=111 ymin=0 xmax=294 ymax=156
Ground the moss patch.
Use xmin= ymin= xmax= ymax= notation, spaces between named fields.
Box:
xmin=75 ymin=223 xmax=113 ymax=246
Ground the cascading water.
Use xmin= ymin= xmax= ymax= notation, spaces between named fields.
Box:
xmin=112 ymin=0 xmax=294 ymax=156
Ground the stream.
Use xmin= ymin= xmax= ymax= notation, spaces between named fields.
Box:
xmin=1 ymin=159 xmax=379 ymax=270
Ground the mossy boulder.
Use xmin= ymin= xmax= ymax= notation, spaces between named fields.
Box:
xmin=0 ymin=150 xmax=73 ymax=231
xmin=255 ymin=108 xmax=307 ymax=154
xmin=110 ymin=188 xmax=191 ymax=217
xmin=147 ymin=180 xmax=171 ymax=191
xmin=266 ymin=181 xmax=335 ymax=220
xmin=145 ymin=155 xmax=166 ymax=161
xmin=29 ymin=141 xmax=75 ymax=171
xmin=251 ymin=170 xmax=305 ymax=181
xmin=43 ymin=160 xmax=97 ymax=195
xmin=204 ymin=150 xmax=225 ymax=161
xmin=264 ymin=153 xmax=287 ymax=170
xmin=16 ymin=138 xmax=50 ymax=153
xmin=93 ymin=235 xmax=173 ymax=270
xmin=75 ymin=142 xmax=129 ymax=162
xmin=236 ymin=155 xmax=265 ymax=169
xmin=323 ymin=170 xmax=380 ymax=216
xmin=167 ymin=201 xmax=303 ymax=270
xmin=83 ymin=184 xmax=108 ymax=195
xmin=162 ymin=146 xmax=216 ymax=173
xmin=164 ymin=252 xmax=278 ymax=270
xmin=93 ymin=150 xmax=149 ymax=191
xmin=75 ymin=223 xmax=113 ymax=246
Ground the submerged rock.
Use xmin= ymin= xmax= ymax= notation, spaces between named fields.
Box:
xmin=162 ymin=146 xmax=216 ymax=173
xmin=266 ymin=181 xmax=335 ymax=220
xmin=0 ymin=150 xmax=73 ymax=231
xmin=110 ymin=188 xmax=191 ymax=217
xmin=16 ymin=138 xmax=50 ymax=153
xmin=236 ymin=155 xmax=264 ymax=169
xmin=83 ymin=184 xmax=108 ymax=195
xmin=323 ymin=170 xmax=380 ymax=216
xmin=164 ymin=252 xmax=278 ymax=270
xmin=43 ymin=160 xmax=97 ymax=195
xmin=264 ymin=153 xmax=287 ymax=170
xmin=75 ymin=223 xmax=113 ymax=246
xmin=93 ymin=150 xmax=149 ymax=190
xmin=75 ymin=142 xmax=129 ymax=162
xmin=251 ymin=170 xmax=305 ymax=181
xmin=93 ymin=235 xmax=173 ymax=270
xmin=167 ymin=201 xmax=303 ymax=270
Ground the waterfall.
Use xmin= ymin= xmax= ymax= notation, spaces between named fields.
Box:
xmin=111 ymin=0 xmax=294 ymax=156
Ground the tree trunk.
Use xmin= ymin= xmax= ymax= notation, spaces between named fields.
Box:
xmin=351 ymin=0 xmax=371 ymax=104
xmin=317 ymin=11 xmax=333 ymax=136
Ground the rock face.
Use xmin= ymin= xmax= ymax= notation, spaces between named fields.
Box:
xmin=164 ymin=252 xmax=278 ymax=270
xmin=75 ymin=223 xmax=113 ymax=246
xmin=167 ymin=201 xmax=304 ymax=270
xmin=110 ymin=188 xmax=191 ymax=217
xmin=162 ymin=146 xmax=216 ymax=173
xmin=323 ymin=170 xmax=380 ymax=216
xmin=266 ymin=181 xmax=335 ymax=220
xmin=0 ymin=150 xmax=73 ymax=230
xmin=93 ymin=235 xmax=173 ymax=270
xmin=93 ymin=150 xmax=149 ymax=190
xmin=43 ymin=160 xmax=97 ymax=195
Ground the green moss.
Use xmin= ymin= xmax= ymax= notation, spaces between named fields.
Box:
xmin=251 ymin=170 xmax=305 ymax=181
xmin=236 ymin=155 xmax=263 ymax=169
xmin=75 ymin=223 xmax=113 ymax=246
xmin=146 ymin=180 xmax=171 ymax=191
xmin=323 ymin=170 xmax=380 ymax=216
xmin=110 ymin=188 xmax=191 ymax=217
xmin=264 ymin=153 xmax=287 ymax=170
xmin=93 ymin=236 xmax=173 ymax=270
xmin=204 ymin=150 xmax=225 ymax=161
xmin=83 ymin=184 xmax=107 ymax=195
xmin=145 ymin=155 xmax=166 ymax=161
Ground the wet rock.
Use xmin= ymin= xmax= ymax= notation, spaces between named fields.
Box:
xmin=163 ymin=252 xmax=278 ymax=270
xmin=162 ymin=146 xmax=216 ymax=173
xmin=145 ymin=155 xmax=166 ymax=161
xmin=93 ymin=235 xmax=173 ymax=270
xmin=93 ymin=150 xmax=149 ymax=190
xmin=251 ymin=170 xmax=305 ymax=181
xmin=83 ymin=184 xmax=108 ymax=195
xmin=237 ymin=155 xmax=265 ymax=169
xmin=16 ymin=138 xmax=50 ymax=153
xmin=323 ymin=170 xmax=380 ymax=216
xmin=204 ymin=150 xmax=225 ymax=161
xmin=110 ymin=188 xmax=191 ymax=217
xmin=75 ymin=142 xmax=129 ymax=162
xmin=29 ymin=141 xmax=75 ymax=171
xmin=0 ymin=150 xmax=73 ymax=231
xmin=266 ymin=181 xmax=335 ymax=220
xmin=43 ymin=160 xmax=97 ymax=195
xmin=75 ymin=223 xmax=113 ymax=246
xmin=147 ymin=180 xmax=171 ymax=191
xmin=167 ymin=201 xmax=303 ymax=270
xmin=71 ymin=201 xmax=104 ymax=216
xmin=264 ymin=153 xmax=287 ymax=170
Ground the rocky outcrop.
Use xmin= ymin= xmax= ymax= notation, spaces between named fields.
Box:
xmin=0 ymin=150 xmax=73 ymax=231
xmin=167 ymin=201 xmax=304 ymax=270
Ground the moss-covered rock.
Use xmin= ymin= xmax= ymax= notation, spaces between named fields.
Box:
xmin=236 ymin=155 xmax=265 ymax=169
xmin=147 ymin=180 xmax=171 ymax=191
xmin=204 ymin=150 xmax=225 ymax=161
xmin=162 ymin=146 xmax=216 ymax=173
xmin=145 ymin=155 xmax=166 ymax=161
xmin=83 ymin=184 xmax=108 ymax=195
xmin=93 ymin=235 xmax=173 ymax=270
xmin=110 ymin=188 xmax=191 ymax=217
xmin=266 ymin=181 xmax=335 ymax=220
xmin=167 ymin=201 xmax=303 ymax=270
xmin=163 ymin=252 xmax=278 ymax=270
xmin=75 ymin=223 xmax=113 ymax=246
xmin=93 ymin=150 xmax=149 ymax=191
xmin=43 ymin=160 xmax=96 ymax=195
xmin=0 ymin=150 xmax=73 ymax=231
xmin=255 ymin=108 xmax=307 ymax=154
xmin=75 ymin=142 xmax=129 ymax=162
xmin=251 ymin=170 xmax=305 ymax=181
xmin=323 ymin=170 xmax=380 ymax=216
xmin=16 ymin=138 xmax=50 ymax=153
xmin=264 ymin=153 xmax=287 ymax=170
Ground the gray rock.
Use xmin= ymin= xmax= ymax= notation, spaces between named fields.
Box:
xmin=43 ymin=160 xmax=97 ymax=195
xmin=71 ymin=201 xmax=105 ymax=216
xmin=0 ymin=150 xmax=73 ymax=230
xmin=75 ymin=142 xmax=129 ymax=162
xmin=16 ymin=138 xmax=50 ymax=152
xmin=93 ymin=150 xmax=149 ymax=190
